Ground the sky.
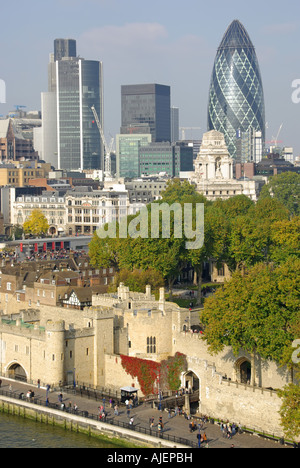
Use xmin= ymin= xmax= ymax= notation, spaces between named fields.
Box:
xmin=0 ymin=0 xmax=300 ymax=155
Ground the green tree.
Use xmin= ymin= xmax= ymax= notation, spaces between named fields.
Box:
xmin=225 ymin=198 xmax=289 ymax=271
xmin=89 ymin=180 xmax=210 ymax=300
xmin=278 ymin=384 xmax=300 ymax=442
xmin=200 ymin=259 xmax=300 ymax=381
xmin=23 ymin=210 xmax=49 ymax=237
xmin=270 ymin=217 xmax=300 ymax=263
xmin=260 ymin=172 xmax=300 ymax=216
xmin=109 ymin=268 xmax=164 ymax=294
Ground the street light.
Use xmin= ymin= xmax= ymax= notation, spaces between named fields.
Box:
xmin=198 ymin=424 xmax=201 ymax=448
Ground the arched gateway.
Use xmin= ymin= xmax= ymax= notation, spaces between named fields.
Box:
xmin=7 ymin=363 xmax=27 ymax=382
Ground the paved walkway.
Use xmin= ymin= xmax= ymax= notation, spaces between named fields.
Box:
xmin=0 ymin=378 xmax=291 ymax=449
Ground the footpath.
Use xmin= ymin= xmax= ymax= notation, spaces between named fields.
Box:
xmin=0 ymin=378 xmax=291 ymax=449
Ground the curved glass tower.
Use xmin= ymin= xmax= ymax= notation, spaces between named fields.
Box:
xmin=208 ymin=20 xmax=265 ymax=159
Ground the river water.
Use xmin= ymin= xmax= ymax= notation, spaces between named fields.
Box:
xmin=0 ymin=412 xmax=123 ymax=448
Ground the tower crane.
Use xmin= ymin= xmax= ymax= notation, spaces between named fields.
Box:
xmin=272 ymin=123 xmax=283 ymax=147
xmin=91 ymin=105 xmax=113 ymax=175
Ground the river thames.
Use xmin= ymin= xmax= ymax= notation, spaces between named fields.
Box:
xmin=0 ymin=412 xmax=123 ymax=448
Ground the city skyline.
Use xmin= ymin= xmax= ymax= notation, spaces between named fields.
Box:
xmin=0 ymin=0 xmax=300 ymax=155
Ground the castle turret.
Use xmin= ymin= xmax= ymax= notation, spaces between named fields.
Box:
xmin=45 ymin=320 xmax=65 ymax=385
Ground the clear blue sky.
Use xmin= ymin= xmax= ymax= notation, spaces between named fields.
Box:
xmin=0 ymin=0 xmax=300 ymax=155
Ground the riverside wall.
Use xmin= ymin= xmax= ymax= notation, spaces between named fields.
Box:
xmin=0 ymin=395 xmax=190 ymax=449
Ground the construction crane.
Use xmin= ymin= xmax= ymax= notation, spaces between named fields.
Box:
xmin=271 ymin=123 xmax=283 ymax=147
xmin=180 ymin=127 xmax=201 ymax=140
xmin=91 ymin=105 xmax=113 ymax=175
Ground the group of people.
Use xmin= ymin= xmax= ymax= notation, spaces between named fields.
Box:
xmin=220 ymin=420 xmax=240 ymax=439
xmin=149 ymin=415 xmax=165 ymax=433
xmin=98 ymin=405 xmax=107 ymax=421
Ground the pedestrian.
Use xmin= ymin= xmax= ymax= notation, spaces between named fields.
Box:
xmin=37 ymin=379 xmax=40 ymax=389
xmin=0 ymin=379 xmax=2 ymax=387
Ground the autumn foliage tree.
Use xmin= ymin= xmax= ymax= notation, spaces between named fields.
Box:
xmin=23 ymin=209 xmax=49 ymax=237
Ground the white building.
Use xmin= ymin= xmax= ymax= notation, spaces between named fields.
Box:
xmin=190 ymin=130 xmax=262 ymax=201
xmin=12 ymin=192 xmax=67 ymax=236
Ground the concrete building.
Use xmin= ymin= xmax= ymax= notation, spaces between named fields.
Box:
xmin=0 ymin=161 xmax=51 ymax=188
xmin=191 ymin=130 xmax=263 ymax=201
xmin=12 ymin=191 xmax=67 ymax=236
xmin=0 ymin=119 xmax=38 ymax=162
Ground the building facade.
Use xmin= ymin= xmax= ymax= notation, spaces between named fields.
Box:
xmin=41 ymin=39 xmax=104 ymax=171
xmin=12 ymin=191 xmax=67 ymax=236
xmin=121 ymin=84 xmax=171 ymax=143
xmin=208 ymin=20 xmax=265 ymax=159
xmin=191 ymin=130 xmax=263 ymax=201
xmin=139 ymin=142 xmax=194 ymax=177
xmin=0 ymin=120 xmax=38 ymax=162
xmin=116 ymin=134 xmax=152 ymax=179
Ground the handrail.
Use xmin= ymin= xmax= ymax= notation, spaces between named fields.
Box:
xmin=0 ymin=388 xmax=198 ymax=448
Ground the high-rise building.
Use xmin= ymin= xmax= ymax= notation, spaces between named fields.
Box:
xmin=171 ymin=106 xmax=179 ymax=143
xmin=236 ymin=128 xmax=263 ymax=163
xmin=121 ymin=84 xmax=171 ymax=143
xmin=54 ymin=39 xmax=77 ymax=62
xmin=41 ymin=39 xmax=104 ymax=171
xmin=139 ymin=142 xmax=193 ymax=177
xmin=208 ymin=20 xmax=265 ymax=159
xmin=116 ymin=134 xmax=152 ymax=179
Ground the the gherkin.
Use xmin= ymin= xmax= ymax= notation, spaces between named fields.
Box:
xmin=208 ymin=20 xmax=265 ymax=159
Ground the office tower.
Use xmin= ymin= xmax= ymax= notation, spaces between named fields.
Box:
xmin=121 ymin=84 xmax=171 ymax=143
xmin=116 ymin=134 xmax=152 ymax=179
xmin=236 ymin=128 xmax=263 ymax=164
xmin=139 ymin=142 xmax=193 ymax=177
xmin=54 ymin=39 xmax=77 ymax=62
xmin=208 ymin=20 xmax=265 ymax=159
xmin=171 ymin=107 xmax=179 ymax=143
xmin=41 ymin=39 xmax=104 ymax=171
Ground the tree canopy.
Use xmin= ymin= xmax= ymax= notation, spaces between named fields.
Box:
xmin=200 ymin=258 xmax=300 ymax=366
xmin=259 ymin=172 xmax=300 ymax=216
xmin=23 ymin=209 xmax=49 ymax=237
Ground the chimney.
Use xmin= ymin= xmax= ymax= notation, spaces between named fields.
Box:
xmin=159 ymin=287 xmax=165 ymax=314
xmin=77 ymin=276 xmax=84 ymax=287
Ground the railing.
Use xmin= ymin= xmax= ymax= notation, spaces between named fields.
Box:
xmin=0 ymin=388 xmax=198 ymax=448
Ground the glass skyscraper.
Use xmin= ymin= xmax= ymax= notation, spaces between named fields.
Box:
xmin=208 ymin=20 xmax=265 ymax=159
xmin=42 ymin=39 xmax=104 ymax=171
